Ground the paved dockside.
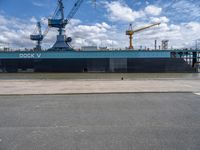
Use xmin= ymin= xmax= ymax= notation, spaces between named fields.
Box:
xmin=0 ymin=79 xmax=200 ymax=95
xmin=0 ymin=93 xmax=200 ymax=150
xmin=0 ymin=74 xmax=200 ymax=149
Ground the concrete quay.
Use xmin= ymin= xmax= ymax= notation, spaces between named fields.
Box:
xmin=0 ymin=79 xmax=200 ymax=95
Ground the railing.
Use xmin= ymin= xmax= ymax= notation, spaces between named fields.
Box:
xmin=171 ymin=51 xmax=200 ymax=70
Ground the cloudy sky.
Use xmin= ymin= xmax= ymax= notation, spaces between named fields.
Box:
xmin=0 ymin=0 xmax=200 ymax=49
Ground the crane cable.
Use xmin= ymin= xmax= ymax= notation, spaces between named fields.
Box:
xmin=31 ymin=22 xmax=40 ymax=35
xmin=43 ymin=26 xmax=50 ymax=38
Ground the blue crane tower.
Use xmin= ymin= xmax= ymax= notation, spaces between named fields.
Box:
xmin=48 ymin=0 xmax=84 ymax=50
xmin=30 ymin=21 xmax=50 ymax=51
xmin=30 ymin=22 xmax=44 ymax=51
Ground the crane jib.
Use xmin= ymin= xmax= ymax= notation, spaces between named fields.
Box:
xmin=67 ymin=0 xmax=84 ymax=22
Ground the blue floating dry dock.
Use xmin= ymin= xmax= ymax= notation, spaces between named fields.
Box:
xmin=0 ymin=49 xmax=199 ymax=73
xmin=1 ymin=0 xmax=199 ymax=73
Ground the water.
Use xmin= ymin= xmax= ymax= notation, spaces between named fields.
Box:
xmin=0 ymin=73 xmax=200 ymax=80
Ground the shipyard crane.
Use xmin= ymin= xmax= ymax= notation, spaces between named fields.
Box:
xmin=126 ymin=22 xmax=161 ymax=49
xmin=30 ymin=21 xmax=50 ymax=51
xmin=30 ymin=22 xmax=44 ymax=51
xmin=48 ymin=0 xmax=84 ymax=50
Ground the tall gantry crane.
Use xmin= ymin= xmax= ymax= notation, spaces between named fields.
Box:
xmin=30 ymin=22 xmax=43 ymax=51
xmin=126 ymin=22 xmax=161 ymax=49
xmin=48 ymin=0 xmax=84 ymax=50
xmin=30 ymin=0 xmax=95 ymax=50
xmin=30 ymin=21 xmax=50 ymax=51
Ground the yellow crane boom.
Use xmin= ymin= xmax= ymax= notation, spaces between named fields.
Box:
xmin=126 ymin=22 xmax=161 ymax=49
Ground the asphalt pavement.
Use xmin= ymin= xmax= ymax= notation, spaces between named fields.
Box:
xmin=0 ymin=93 xmax=200 ymax=150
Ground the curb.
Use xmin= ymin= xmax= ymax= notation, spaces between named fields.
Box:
xmin=0 ymin=91 xmax=197 ymax=96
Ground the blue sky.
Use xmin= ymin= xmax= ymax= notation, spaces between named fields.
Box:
xmin=0 ymin=0 xmax=102 ymax=24
xmin=1 ymin=0 xmax=200 ymax=23
xmin=1 ymin=0 xmax=200 ymax=49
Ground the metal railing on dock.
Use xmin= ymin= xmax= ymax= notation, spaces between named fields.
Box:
xmin=171 ymin=50 xmax=200 ymax=72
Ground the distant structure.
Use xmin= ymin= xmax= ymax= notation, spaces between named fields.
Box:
xmin=0 ymin=42 xmax=10 ymax=51
xmin=159 ymin=45 xmax=161 ymax=50
xmin=155 ymin=40 xmax=157 ymax=50
xmin=195 ymin=39 xmax=200 ymax=50
xmin=162 ymin=40 xmax=169 ymax=50
xmin=81 ymin=46 xmax=98 ymax=51
xmin=99 ymin=47 xmax=108 ymax=51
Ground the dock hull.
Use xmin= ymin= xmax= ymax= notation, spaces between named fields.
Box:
xmin=0 ymin=58 xmax=196 ymax=73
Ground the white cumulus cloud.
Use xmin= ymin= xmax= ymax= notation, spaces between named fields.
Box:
xmin=104 ymin=1 xmax=163 ymax=23
xmin=104 ymin=1 xmax=144 ymax=22
xmin=0 ymin=15 xmax=35 ymax=49
xmin=1 ymin=12 xmax=200 ymax=50
xmin=145 ymin=5 xmax=162 ymax=16
xmin=150 ymin=16 xmax=169 ymax=23
xmin=185 ymin=22 xmax=200 ymax=31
